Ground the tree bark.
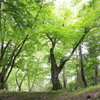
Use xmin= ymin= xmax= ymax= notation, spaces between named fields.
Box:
xmin=94 ymin=45 xmax=99 ymax=85
xmin=62 ymin=67 xmax=67 ymax=89
xmin=74 ymin=50 xmax=83 ymax=90
xmin=50 ymin=47 xmax=62 ymax=90
xmin=94 ymin=63 xmax=98 ymax=85
xmin=27 ymin=75 xmax=31 ymax=92
xmin=0 ymin=74 xmax=5 ymax=90
xmin=51 ymin=67 xmax=62 ymax=90
xmin=79 ymin=46 xmax=87 ymax=88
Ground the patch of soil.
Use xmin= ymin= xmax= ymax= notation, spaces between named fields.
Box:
xmin=57 ymin=93 xmax=71 ymax=100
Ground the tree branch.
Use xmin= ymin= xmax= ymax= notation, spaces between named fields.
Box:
xmin=94 ymin=16 xmax=100 ymax=21
xmin=0 ymin=40 xmax=11 ymax=67
xmin=46 ymin=34 xmax=53 ymax=43
xmin=4 ymin=35 xmax=28 ymax=83
xmin=15 ymin=69 xmax=20 ymax=87
xmin=58 ymin=27 xmax=91 ymax=73
xmin=34 ymin=3 xmax=43 ymax=23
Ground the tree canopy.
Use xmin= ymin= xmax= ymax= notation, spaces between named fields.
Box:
xmin=0 ymin=0 xmax=100 ymax=91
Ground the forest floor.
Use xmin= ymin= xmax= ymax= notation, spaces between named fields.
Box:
xmin=0 ymin=85 xmax=100 ymax=100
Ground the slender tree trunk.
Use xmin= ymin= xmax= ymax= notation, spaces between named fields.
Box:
xmin=27 ymin=75 xmax=31 ymax=92
xmin=94 ymin=46 xmax=98 ymax=85
xmin=94 ymin=64 xmax=98 ymax=85
xmin=80 ymin=66 xmax=87 ymax=88
xmin=42 ymin=79 xmax=45 ymax=91
xmin=15 ymin=69 xmax=27 ymax=91
xmin=79 ymin=46 xmax=87 ymax=88
xmin=74 ymin=68 xmax=80 ymax=90
xmin=74 ymin=67 xmax=83 ymax=90
xmin=62 ymin=67 xmax=67 ymax=89
xmin=74 ymin=50 xmax=79 ymax=90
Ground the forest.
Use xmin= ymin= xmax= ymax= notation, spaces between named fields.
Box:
xmin=0 ymin=0 xmax=100 ymax=100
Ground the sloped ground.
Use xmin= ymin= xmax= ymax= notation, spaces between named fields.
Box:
xmin=66 ymin=85 xmax=100 ymax=100
xmin=58 ymin=87 xmax=100 ymax=100
xmin=0 ymin=85 xmax=100 ymax=100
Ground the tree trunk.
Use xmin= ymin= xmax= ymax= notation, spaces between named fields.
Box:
xmin=74 ymin=49 xmax=83 ymax=90
xmin=74 ymin=67 xmax=83 ymax=90
xmin=79 ymin=46 xmax=87 ymax=88
xmin=18 ymin=86 xmax=21 ymax=91
xmin=62 ymin=67 xmax=67 ymax=89
xmin=15 ymin=69 xmax=27 ymax=91
xmin=27 ymin=75 xmax=31 ymax=92
xmin=51 ymin=68 xmax=62 ymax=90
xmin=94 ymin=46 xmax=98 ymax=85
xmin=0 ymin=75 xmax=6 ymax=90
xmin=80 ymin=66 xmax=87 ymax=88
xmin=94 ymin=65 xmax=98 ymax=85
xmin=50 ymin=46 xmax=62 ymax=90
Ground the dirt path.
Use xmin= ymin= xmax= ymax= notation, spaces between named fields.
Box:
xmin=57 ymin=93 xmax=71 ymax=100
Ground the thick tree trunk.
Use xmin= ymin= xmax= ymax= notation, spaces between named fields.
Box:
xmin=18 ymin=86 xmax=21 ymax=91
xmin=79 ymin=46 xmax=87 ymax=88
xmin=50 ymin=46 xmax=62 ymax=90
xmin=0 ymin=83 xmax=5 ymax=90
xmin=0 ymin=68 xmax=7 ymax=90
xmin=51 ymin=68 xmax=62 ymax=90
xmin=0 ymin=75 xmax=6 ymax=90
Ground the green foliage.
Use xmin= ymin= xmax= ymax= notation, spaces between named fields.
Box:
xmin=0 ymin=0 xmax=100 ymax=91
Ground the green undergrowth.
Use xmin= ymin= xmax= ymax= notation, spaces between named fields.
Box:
xmin=0 ymin=89 xmax=68 ymax=100
xmin=0 ymin=85 xmax=100 ymax=100
xmin=67 ymin=85 xmax=100 ymax=100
